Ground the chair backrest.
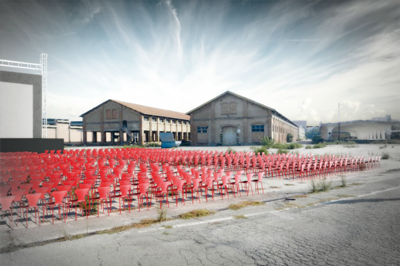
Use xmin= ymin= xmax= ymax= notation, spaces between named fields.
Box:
xmin=97 ymin=187 xmax=110 ymax=199
xmin=138 ymin=183 xmax=150 ymax=194
xmin=119 ymin=185 xmax=131 ymax=197
xmin=0 ymin=196 xmax=16 ymax=211
xmin=74 ymin=188 xmax=89 ymax=201
xmin=19 ymin=183 xmax=33 ymax=192
xmin=25 ymin=193 xmax=42 ymax=208
xmin=10 ymin=189 xmax=26 ymax=202
xmin=246 ymin=173 xmax=253 ymax=182
xmin=52 ymin=191 xmax=68 ymax=204
xmin=192 ymin=178 xmax=201 ymax=189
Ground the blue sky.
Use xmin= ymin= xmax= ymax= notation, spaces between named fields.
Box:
xmin=1 ymin=0 xmax=399 ymax=126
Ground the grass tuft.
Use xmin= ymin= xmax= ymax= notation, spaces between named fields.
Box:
xmin=228 ymin=201 xmax=265 ymax=210
xmin=178 ymin=209 xmax=216 ymax=219
xmin=234 ymin=215 xmax=248 ymax=219
xmin=381 ymin=152 xmax=390 ymax=160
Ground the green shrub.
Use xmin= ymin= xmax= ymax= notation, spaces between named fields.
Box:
xmin=276 ymin=148 xmax=289 ymax=154
xmin=312 ymin=135 xmax=323 ymax=144
xmin=305 ymin=145 xmax=313 ymax=149
xmin=145 ymin=142 xmax=161 ymax=147
xmin=252 ymin=146 xmax=269 ymax=155
xmin=287 ymin=133 xmax=293 ymax=143
xmin=259 ymin=137 xmax=275 ymax=148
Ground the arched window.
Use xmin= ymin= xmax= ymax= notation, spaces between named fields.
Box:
xmin=106 ymin=109 xmax=111 ymax=119
xmin=112 ymin=109 xmax=117 ymax=119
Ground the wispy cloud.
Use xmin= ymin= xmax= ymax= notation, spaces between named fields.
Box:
xmin=1 ymin=0 xmax=399 ymax=124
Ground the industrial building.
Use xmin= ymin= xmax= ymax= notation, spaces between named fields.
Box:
xmin=80 ymin=99 xmax=190 ymax=145
xmin=187 ymin=91 xmax=298 ymax=145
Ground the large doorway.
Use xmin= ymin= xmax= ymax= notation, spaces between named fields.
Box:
xmin=222 ymin=127 xmax=237 ymax=145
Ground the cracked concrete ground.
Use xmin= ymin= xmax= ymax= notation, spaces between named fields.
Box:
xmin=1 ymin=144 xmax=400 ymax=265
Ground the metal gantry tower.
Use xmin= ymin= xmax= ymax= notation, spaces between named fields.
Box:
xmin=0 ymin=53 xmax=48 ymax=138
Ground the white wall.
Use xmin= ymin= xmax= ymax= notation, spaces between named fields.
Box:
xmin=0 ymin=81 xmax=33 ymax=138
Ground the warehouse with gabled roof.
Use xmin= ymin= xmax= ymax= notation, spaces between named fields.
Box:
xmin=80 ymin=99 xmax=190 ymax=145
xmin=187 ymin=91 xmax=298 ymax=145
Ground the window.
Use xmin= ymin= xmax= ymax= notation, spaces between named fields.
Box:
xmin=166 ymin=119 xmax=170 ymax=123
xmin=221 ymin=102 xmax=237 ymax=115
xmin=160 ymin=118 xmax=164 ymax=122
xmin=197 ymin=126 xmax=208 ymax=133
xmin=252 ymin=125 xmax=264 ymax=132
xmin=144 ymin=117 xmax=149 ymax=121
xmin=152 ymin=117 xmax=157 ymax=122
xmin=112 ymin=109 xmax=117 ymax=119
xmin=106 ymin=109 xmax=111 ymax=119
xmin=229 ymin=102 xmax=237 ymax=114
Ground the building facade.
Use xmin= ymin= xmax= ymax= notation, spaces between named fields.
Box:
xmin=187 ymin=91 xmax=298 ymax=145
xmin=45 ymin=119 xmax=83 ymax=144
xmin=81 ymin=99 xmax=190 ymax=145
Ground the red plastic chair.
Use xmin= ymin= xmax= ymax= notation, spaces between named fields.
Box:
xmin=112 ymin=185 xmax=132 ymax=214
xmin=153 ymin=181 xmax=170 ymax=208
xmin=46 ymin=190 xmax=68 ymax=224
xmin=251 ymin=172 xmax=264 ymax=194
xmin=229 ymin=174 xmax=242 ymax=197
xmin=170 ymin=179 xmax=186 ymax=206
xmin=0 ymin=196 xmax=16 ymax=229
xmin=240 ymin=173 xmax=253 ymax=196
xmin=217 ymin=175 xmax=230 ymax=199
xmin=185 ymin=178 xmax=201 ymax=204
xmin=93 ymin=187 xmax=111 ymax=217
xmin=68 ymin=188 xmax=90 ymax=220
xmin=21 ymin=193 xmax=43 ymax=227
xmin=136 ymin=183 xmax=151 ymax=211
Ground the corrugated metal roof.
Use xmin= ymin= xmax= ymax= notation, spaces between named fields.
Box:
xmin=80 ymin=99 xmax=190 ymax=121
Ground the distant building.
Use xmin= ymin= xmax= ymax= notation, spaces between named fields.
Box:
xmin=80 ymin=99 xmax=190 ymax=146
xmin=293 ymin=121 xmax=307 ymax=140
xmin=319 ymin=120 xmax=399 ymax=141
xmin=371 ymin=115 xmax=392 ymax=122
xmin=187 ymin=91 xmax=298 ymax=145
xmin=44 ymin=119 xmax=83 ymax=144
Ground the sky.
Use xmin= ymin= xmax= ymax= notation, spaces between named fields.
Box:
xmin=1 ymin=0 xmax=399 ymax=126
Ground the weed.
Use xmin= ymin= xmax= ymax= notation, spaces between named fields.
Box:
xmin=132 ymin=219 xmax=159 ymax=228
xmin=228 ymin=201 xmax=265 ymax=210
xmin=292 ymin=194 xmax=308 ymax=198
xmin=157 ymin=207 xmax=167 ymax=222
xmin=163 ymin=225 xmax=173 ymax=229
xmin=350 ymin=182 xmax=364 ymax=186
xmin=358 ymin=163 xmax=367 ymax=171
xmin=319 ymin=177 xmax=332 ymax=191
xmin=226 ymin=147 xmax=237 ymax=154
xmin=340 ymin=175 xmax=347 ymax=187
xmin=269 ymin=186 xmax=281 ymax=189
xmin=178 ymin=209 xmax=216 ymax=219
xmin=382 ymin=152 xmax=390 ymax=160
xmin=337 ymin=194 xmax=354 ymax=198
xmin=162 ymin=231 xmax=170 ymax=235
xmin=310 ymin=179 xmax=318 ymax=193
xmin=284 ymin=183 xmax=295 ymax=186
xmin=234 ymin=215 xmax=248 ymax=219
xmin=310 ymin=177 xmax=332 ymax=193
